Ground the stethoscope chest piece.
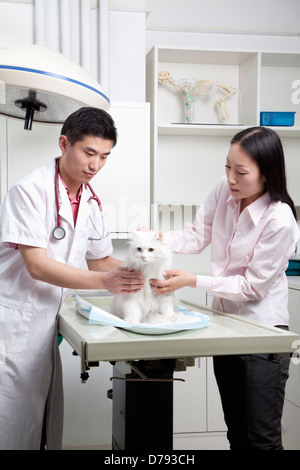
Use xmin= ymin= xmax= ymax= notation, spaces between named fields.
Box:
xmin=52 ymin=226 xmax=66 ymax=240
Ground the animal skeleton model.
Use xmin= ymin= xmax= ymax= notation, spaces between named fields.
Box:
xmin=158 ymin=71 xmax=238 ymax=124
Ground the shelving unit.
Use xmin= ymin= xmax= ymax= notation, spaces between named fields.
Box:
xmin=146 ymin=46 xmax=300 ymax=229
xmin=158 ymin=123 xmax=300 ymax=138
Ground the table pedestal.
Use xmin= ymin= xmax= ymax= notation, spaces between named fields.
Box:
xmin=110 ymin=360 xmax=175 ymax=450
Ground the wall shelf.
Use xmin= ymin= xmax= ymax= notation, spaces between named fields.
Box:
xmin=158 ymin=124 xmax=300 ymax=137
xmin=158 ymin=124 xmax=249 ymax=136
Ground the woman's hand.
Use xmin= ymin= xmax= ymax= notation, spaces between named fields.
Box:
xmin=150 ymin=270 xmax=197 ymax=294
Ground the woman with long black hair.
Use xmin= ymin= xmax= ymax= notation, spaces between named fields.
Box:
xmin=151 ymin=127 xmax=300 ymax=449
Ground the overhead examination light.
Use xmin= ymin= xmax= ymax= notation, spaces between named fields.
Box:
xmin=0 ymin=45 xmax=110 ymax=130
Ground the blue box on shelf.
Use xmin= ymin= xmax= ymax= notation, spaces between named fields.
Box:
xmin=260 ymin=111 xmax=296 ymax=127
xmin=286 ymin=259 xmax=300 ymax=276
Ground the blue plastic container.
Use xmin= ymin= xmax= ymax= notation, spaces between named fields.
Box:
xmin=286 ymin=259 xmax=300 ymax=276
xmin=260 ymin=111 xmax=296 ymax=126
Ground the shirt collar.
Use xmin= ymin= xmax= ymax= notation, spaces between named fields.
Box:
xmin=59 ymin=174 xmax=82 ymax=202
xmin=245 ymin=192 xmax=271 ymax=225
xmin=226 ymin=191 xmax=271 ymax=225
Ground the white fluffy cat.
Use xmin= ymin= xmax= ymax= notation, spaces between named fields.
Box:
xmin=111 ymin=230 xmax=178 ymax=324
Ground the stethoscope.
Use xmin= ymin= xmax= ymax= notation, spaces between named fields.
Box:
xmin=52 ymin=158 xmax=110 ymax=241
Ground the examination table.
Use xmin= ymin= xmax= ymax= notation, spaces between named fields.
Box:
xmin=58 ymin=293 xmax=299 ymax=450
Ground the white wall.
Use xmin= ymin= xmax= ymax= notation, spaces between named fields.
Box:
xmin=146 ymin=0 xmax=300 ymax=53
xmin=146 ymin=0 xmax=300 ymax=36
xmin=109 ymin=10 xmax=146 ymax=101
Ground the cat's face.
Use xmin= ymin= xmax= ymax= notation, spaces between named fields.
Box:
xmin=129 ymin=230 xmax=170 ymax=265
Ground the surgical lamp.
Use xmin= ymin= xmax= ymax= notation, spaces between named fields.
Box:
xmin=0 ymin=45 xmax=110 ymax=130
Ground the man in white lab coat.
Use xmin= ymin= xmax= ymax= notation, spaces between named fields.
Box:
xmin=0 ymin=107 xmax=144 ymax=450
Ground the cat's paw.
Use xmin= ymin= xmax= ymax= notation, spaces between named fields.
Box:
xmin=124 ymin=313 xmax=141 ymax=324
xmin=162 ymin=311 xmax=178 ymax=323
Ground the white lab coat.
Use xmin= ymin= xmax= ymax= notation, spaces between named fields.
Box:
xmin=0 ymin=159 xmax=113 ymax=449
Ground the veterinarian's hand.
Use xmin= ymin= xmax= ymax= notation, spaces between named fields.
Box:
xmin=104 ymin=267 xmax=145 ymax=294
xmin=150 ymin=270 xmax=197 ymax=293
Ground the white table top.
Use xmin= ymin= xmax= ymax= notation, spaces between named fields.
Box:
xmin=58 ymin=294 xmax=299 ymax=364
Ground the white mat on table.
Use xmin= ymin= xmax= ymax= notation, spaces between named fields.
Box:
xmin=76 ymin=295 xmax=211 ymax=335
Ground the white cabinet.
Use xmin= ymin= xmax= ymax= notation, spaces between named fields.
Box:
xmin=172 ymin=294 xmax=228 ymax=450
xmin=173 ymin=356 xmax=229 ymax=450
xmin=173 ymin=355 xmax=228 ymax=450
xmin=0 ymin=102 xmax=150 ymax=237
xmin=94 ymin=103 xmax=150 ymax=237
xmin=174 ymin=358 xmax=207 ymax=433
